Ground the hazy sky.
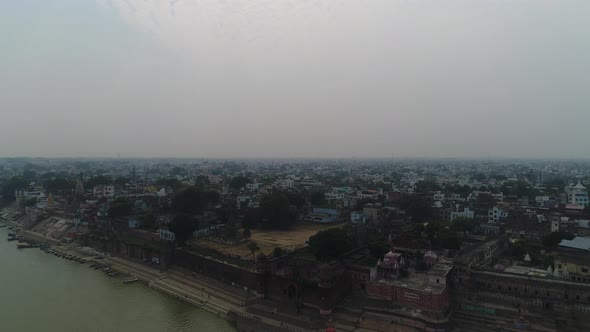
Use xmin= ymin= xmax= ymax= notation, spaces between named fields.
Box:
xmin=2 ymin=1 xmax=589 ymax=159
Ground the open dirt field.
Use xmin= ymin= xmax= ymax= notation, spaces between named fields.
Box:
xmin=194 ymin=222 xmax=343 ymax=259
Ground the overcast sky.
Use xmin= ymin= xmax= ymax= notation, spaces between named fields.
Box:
xmin=1 ymin=1 xmax=589 ymax=159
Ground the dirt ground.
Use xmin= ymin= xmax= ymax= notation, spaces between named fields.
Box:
xmin=194 ymin=222 xmax=343 ymax=259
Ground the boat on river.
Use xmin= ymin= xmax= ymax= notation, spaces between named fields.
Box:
xmin=123 ymin=277 xmax=139 ymax=284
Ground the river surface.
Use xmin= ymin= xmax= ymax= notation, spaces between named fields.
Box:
xmin=0 ymin=228 xmax=236 ymax=332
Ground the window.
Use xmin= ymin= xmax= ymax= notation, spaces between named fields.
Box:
xmin=582 ymin=268 xmax=588 ymax=273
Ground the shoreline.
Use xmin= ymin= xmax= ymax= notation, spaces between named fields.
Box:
xmin=0 ymin=219 xmax=328 ymax=332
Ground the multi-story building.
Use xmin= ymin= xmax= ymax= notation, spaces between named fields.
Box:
xmin=488 ymin=206 xmax=508 ymax=223
xmin=566 ymin=182 xmax=589 ymax=206
xmin=93 ymin=185 xmax=115 ymax=198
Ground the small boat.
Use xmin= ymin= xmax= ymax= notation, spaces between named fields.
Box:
xmin=123 ymin=277 xmax=139 ymax=284
xmin=17 ymin=243 xmax=33 ymax=249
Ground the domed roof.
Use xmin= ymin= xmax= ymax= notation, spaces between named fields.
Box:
xmin=573 ymin=181 xmax=587 ymax=189
xmin=385 ymin=251 xmax=396 ymax=259
xmin=423 ymin=250 xmax=438 ymax=263
xmin=494 ymin=263 xmax=505 ymax=272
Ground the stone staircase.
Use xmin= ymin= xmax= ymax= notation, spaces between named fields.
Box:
xmin=102 ymin=257 xmax=164 ymax=282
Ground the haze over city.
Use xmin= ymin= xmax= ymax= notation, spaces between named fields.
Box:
xmin=2 ymin=0 xmax=590 ymax=158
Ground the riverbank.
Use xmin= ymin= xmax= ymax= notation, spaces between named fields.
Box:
xmin=0 ymin=218 xmax=330 ymax=331
xmin=0 ymin=226 xmax=235 ymax=332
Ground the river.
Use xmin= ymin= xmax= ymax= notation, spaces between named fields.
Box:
xmin=0 ymin=227 xmax=236 ymax=332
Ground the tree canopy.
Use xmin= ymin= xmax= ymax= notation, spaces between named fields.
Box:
xmin=450 ymin=217 xmax=476 ymax=235
xmin=1 ymin=176 xmax=29 ymax=201
xmin=308 ymin=228 xmax=353 ymax=261
xmin=109 ymin=197 xmax=133 ymax=218
xmin=368 ymin=240 xmax=390 ymax=259
xmin=85 ymin=175 xmax=112 ymax=189
xmin=542 ymin=232 xmax=574 ymax=248
xmin=44 ymin=178 xmax=75 ymax=194
xmin=172 ymin=187 xmax=220 ymax=214
xmin=247 ymin=241 xmax=260 ymax=260
xmin=258 ymin=193 xmax=298 ymax=229
xmin=169 ymin=214 xmax=197 ymax=245
xmin=230 ymin=176 xmax=250 ymax=190
xmin=310 ymin=191 xmax=327 ymax=206
xmin=399 ymin=195 xmax=432 ymax=222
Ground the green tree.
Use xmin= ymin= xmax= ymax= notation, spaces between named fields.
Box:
xmin=138 ymin=213 xmax=157 ymax=230
xmin=195 ymin=175 xmax=210 ymax=187
xmin=114 ymin=177 xmax=129 ymax=188
xmin=44 ymin=178 xmax=75 ymax=194
xmin=85 ymin=175 xmax=112 ymax=189
xmin=311 ymin=191 xmax=327 ymax=206
xmin=542 ymin=232 xmax=574 ymax=248
xmin=172 ymin=187 xmax=220 ymax=214
xmin=25 ymin=197 xmax=37 ymax=207
xmin=247 ymin=241 xmax=260 ymax=261
xmin=473 ymin=173 xmax=487 ymax=182
xmin=259 ymin=193 xmax=297 ymax=229
xmin=1 ymin=176 xmax=29 ymax=201
xmin=451 ymin=217 xmax=476 ymax=235
xmin=308 ymin=228 xmax=353 ymax=261
xmin=156 ymin=178 xmax=182 ymax=189
xmin=273 ymin=247 xmax=285 ymax=258
xmin=109 ymin=197 xmax=133 ymax=218
xmin=511 ymin=240 xmax=528 ymax=257
xmin=415 ymin=180 xmax=441 ymax=193
xmin=368 ymin=240 xmax=390 ymax=259
xmin=437 ymin=229 xmax=461 ymax=250
xmin=170 ymin=167 xmax=187 ymax=177
xmin=230 ymin=176 xmax=250 ymax=190
xmin=22 ymin=170 xmax=37 ymax=181
xmin=169 ymin=214 xmax=197 ymax=245
xmin=285 ymin=192 xmax=305 ymax=210
xmin=399 ymin=195 xmax=432 ymax=222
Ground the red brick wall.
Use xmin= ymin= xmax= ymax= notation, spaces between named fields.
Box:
xmin=367 ymin=282 xmax=449 ymax=312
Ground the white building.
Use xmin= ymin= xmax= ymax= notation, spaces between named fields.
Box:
xmin=535 ymin=196 xmax=552 ymax=205
xmin=566 ymin=182 xmax=589 ymax=206
xmin=275 ymin=179 xmax=294 ymax=189
xmin=246 ymin=183 xmax=263 ymax=191
xmin=93 ymin=185 xmax=115 ymax=198
xmin=433 ymin=192 xmax=445 ymax=201
xmin=488 ymin=206 xmax=508 ymax=223
xmin=450 ymin=206 xmax=474 ymax=221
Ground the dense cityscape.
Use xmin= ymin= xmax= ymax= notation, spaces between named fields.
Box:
xmin=1 ymin=157 xmax=590 ymax=331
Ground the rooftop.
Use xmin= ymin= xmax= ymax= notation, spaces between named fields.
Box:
xmin=558 ymin=236 xmax=590 ymax=251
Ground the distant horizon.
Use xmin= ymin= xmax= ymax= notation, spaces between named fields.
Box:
xmin=1 ymin=155 xmax=590 ymax=162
